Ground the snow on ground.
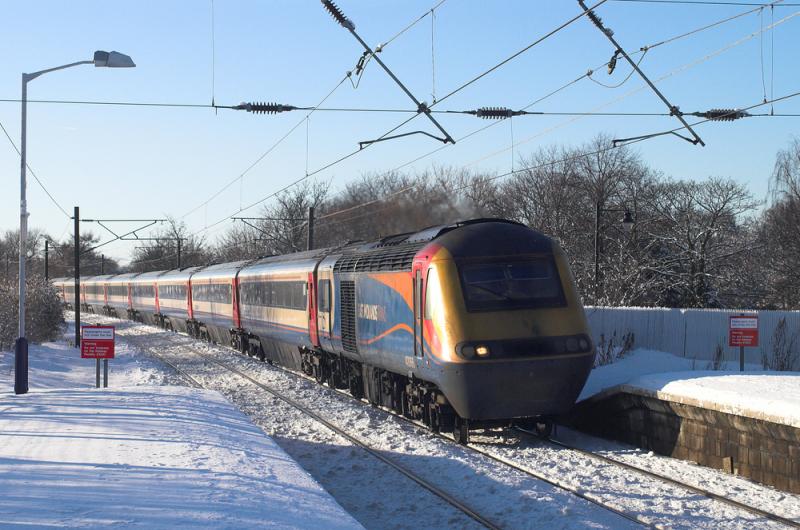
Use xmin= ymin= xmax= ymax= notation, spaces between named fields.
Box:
xmin=0 ymin=322 xmax=175 ymax=390
xmin=0 ymin=325 xmax=361 ymax=529
xmin=579 ymin=348 xmax=800 ymax=428
xmin=93 ymin=315 xmax=800 ymax=529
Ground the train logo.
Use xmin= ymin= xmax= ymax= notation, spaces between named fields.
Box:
xmin=358 ymin=303 xmax=386 ymax=322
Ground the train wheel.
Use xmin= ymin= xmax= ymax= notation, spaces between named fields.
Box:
xmin=453 ymin=417 xmax=470 ymax=445
xmin=534 ymin=419 xmax=554 ymax=439
xmin=429 ymin=403 xmax=440 ymax=434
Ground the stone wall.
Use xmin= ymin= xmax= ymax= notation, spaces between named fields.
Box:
xmin=569 ymin=391 xmax=800 ymax=494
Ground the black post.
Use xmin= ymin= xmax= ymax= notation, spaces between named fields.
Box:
xmin=593 ymin=200 xmax=601 ymax=302
xmin=74 ymin=206 xmax=80 ymax=347
xmin=44 ymin=239 xmax=49 ymax=280
xmin=100 ymin=254 xmax=105 ymax=274
xmin=177 ymin=239 xmax=182 ymax=269
xmin=307 ymin=206 xmax=315 ymax=251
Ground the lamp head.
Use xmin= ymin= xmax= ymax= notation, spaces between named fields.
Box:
xmin=93 ymin=51 xmax=136 ymax=68
xmin=621 ymin=210 xmax=635 ymax=233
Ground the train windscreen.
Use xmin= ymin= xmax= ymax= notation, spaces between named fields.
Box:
xmin=459 ymin=258 xmax=565 ymax=311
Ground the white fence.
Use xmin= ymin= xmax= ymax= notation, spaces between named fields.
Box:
xmin=584 ymin=306 xmax=800 ymax=364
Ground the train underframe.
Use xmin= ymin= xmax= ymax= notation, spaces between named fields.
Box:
xmin=87 ymin=311 xmax=553 ymax=445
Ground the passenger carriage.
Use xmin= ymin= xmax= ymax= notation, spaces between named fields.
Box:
xmin=104 ymin=273 xmax=138 ymax=318
xmin=157 ymin=266 xmax=204 ymax=333
xmin=187 ymin=261 xmax=248 ymax=345
xmin=130 ymin=270 xmax=167 ymax=325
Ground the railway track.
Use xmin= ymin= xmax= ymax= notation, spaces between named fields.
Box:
xmin=535 ymin=433 xmax=800 ymax=530
xmin=99 ymin=316 xmax=799 ymax=529
xmin=123 ymin=334 xmax=502 ymax=530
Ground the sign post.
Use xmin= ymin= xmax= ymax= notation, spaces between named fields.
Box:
xmin=81 ymin=326 xmax=115 ymax=387
xmin=728 ymin=315 xmax=758 ymax=372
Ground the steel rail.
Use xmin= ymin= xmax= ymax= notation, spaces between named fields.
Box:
xmin=110 ymin=326 xmax=500 ymax=530
xmin=98 ymin=316 xmax=798 ymax=528
xmin=533 ymin=431 xmax=800 ymax=529
xmin=108 ymin=320 xmax=650 ymax=529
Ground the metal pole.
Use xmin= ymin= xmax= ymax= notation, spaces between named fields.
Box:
xmin=100 ymin=254 xmax=105 ymax=274
xmin=177 ymin=239 xmax=181 ymax=269
xmin=96 ymin=359 xmax=100 ymax=388
xmin=44 ymin=239 xmax=49 ymax=280
xmin=307 ymin=206 xmax=315 ymax=251
xmin=740 ymin=345 xmax=744 ymax=372
xmin=74 ymin=206 xmax=81 ymax=347
xmin=103 ymin=359 xmax=108 ymax=387
xmin=594 ymin=200 xmax=600 ymax=302
xmin=14 ymin=74 xmax=30 ymax=395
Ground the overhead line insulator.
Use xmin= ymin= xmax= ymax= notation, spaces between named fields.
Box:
xmin=321 ymin=0 xmax=355 ymax=30
xmin=690 ymin=108 xmax=752 ymax=121
xmin=470 ymin=107 xmax=526 ymax=119
xmin=234 ymin=102 xmax=298 ymax=114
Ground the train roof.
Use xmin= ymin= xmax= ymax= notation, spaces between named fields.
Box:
xmin=333 ymin=218 xmax=528 ymax=273
xmin=105 ymin=272 xmax=142 ymax=283
xmin=131 ymin=270 xmax=168 ymax=282
xmin=82 ymin=274 xmax=116 ymax=283
xmin=191 ymin=260 xmax=251 ymax=280
xmin=158 ymin=266 xmax=207 ymax=282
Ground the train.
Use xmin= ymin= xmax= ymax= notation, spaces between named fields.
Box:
xmin=52 ymin=218 xmax=595 ymax=443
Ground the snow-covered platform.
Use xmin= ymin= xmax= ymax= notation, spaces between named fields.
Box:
xmin=572 ymin=350 xmax=800 ymax=494
xmin=0 ymin=385 xmax=361 ymax=528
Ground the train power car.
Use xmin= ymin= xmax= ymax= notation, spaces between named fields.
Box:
xmin=62 ymin=219 xmax=594 ymax=444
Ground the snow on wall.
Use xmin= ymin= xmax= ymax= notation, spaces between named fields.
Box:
xmin=584 ymin=306 xmax=800 ymax=363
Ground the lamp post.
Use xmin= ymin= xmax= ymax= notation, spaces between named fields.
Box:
xmin=14 ymin=50 xmax=135 ymax=395
xmin=593 ymin=201 xmax=634 ymax=302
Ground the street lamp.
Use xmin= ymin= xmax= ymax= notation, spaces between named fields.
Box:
xmin=15 ymin=50 xmax=135 ymax=395
xmin=593 ymin=202 xmax=635 ymax=302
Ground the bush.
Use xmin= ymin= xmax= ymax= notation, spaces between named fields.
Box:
xmin=0 ymin=275 xmax=64 ymax=350
xmin=594 ymin=330 xmax=635 ymax=367
xmin=761 ymin=318 xmax=798 ymax=371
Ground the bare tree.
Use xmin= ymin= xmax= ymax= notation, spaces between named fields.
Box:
xmin=643 ymin=178 xmax=760 ymax=307
xmin=130 ymin=218 xmax=207 ymax=272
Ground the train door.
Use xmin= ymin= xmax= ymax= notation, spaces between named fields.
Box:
xmin=315 ymin=259 xmax=335 ymax=352
xmin=413 ymin=269 xmax=424 ymax=357
xmin=317 ymin=278 xmax=331 ymax=339
xmin=307 ymin=272 xmax=319 ymax=348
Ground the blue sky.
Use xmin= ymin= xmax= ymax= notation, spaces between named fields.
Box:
xmin=1 ymin=0 xmax=798 ymax=264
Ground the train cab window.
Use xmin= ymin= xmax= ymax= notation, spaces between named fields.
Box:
xmin=459 ymin=258 xmax=565 ymax=312
xmin=424 ymin=268 xmax=439 ymax=320
xmin=318 ymin=280 xmax=331 ymax=312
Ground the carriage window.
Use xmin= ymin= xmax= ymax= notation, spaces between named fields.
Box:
xmin=192 ymin=282 xmax=232 ymax=304
xmin=133 ymin=284 xmax=155 ymax=298
xmin=318 ymin=280 xmax=331 ymax=312
xmin=239 ymin=280 xmax=306 ymax=310
xmin=459 ymin=258 xmax=565 ymax=311
xmin=159 ymin=284 xmax=187 ymax=300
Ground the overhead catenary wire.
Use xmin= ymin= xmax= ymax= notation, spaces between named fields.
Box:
xmin=178 ymin=74 xmax=349 ymax=221
xmin=181 ymin=0 xmax=456 ymax=234
xmin=180 ymin=0 xmax=452 ymax=230
xmin=308 ymin=89 xmax=800 ymax=237
xmin=218 ymin=3 xmax=800 ymax=241
xmin=191 ymin=0 xmax=603 ymax=237
xmin=432 ymin=0 xmax=610 ymax=108
xmin=611 ymin=0 xmax=799 ymax=5
xmin=0 ymin=118 xmax=70 ymax=219
xmin=461 ymin=6 xmax=800 ymax=169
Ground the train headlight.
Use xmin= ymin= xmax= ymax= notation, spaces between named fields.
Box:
xmin=565 ymin=337 xmax=579 ymax=352
xmin=578 ymin=337 xmax=590 ymax=351
xmin=475 ymin=345 xmax=490 ymax=357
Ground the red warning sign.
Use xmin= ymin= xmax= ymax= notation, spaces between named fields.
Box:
xmin=81 ymin=326 xmax=115 ymax=359
xmin=728 ymin=315 xmax=758 ymax=348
